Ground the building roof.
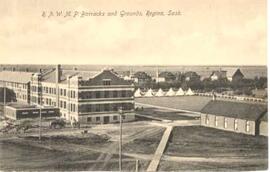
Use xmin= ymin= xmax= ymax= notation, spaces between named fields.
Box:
xmin=41 ymin=69 xmax=100 ymax=83
xmin=261 ymin=112 xmax=268 ymax=122
xmin=210 ymin=70 xmax=227 ymax=78
xmin=201 ymin=100 xmax=267 ymax=121
xmin=0 ymin=71 xmax=33 ymax=83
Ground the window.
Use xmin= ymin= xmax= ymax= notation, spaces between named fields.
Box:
xmin=113 ymin=91 xmax=118 ymax=98
xmin=104 ymin=91 xmax=109 ymax=98
xmin=104 ymin=104 xmax=110 ymax=111
xmin=234 ymin=119 xmax=238 ymax=131
xmin=121 ymin=90 xmax=126 ymax=97
xmin=87 ymin=117 xmax=92 ymax=122
xmin=122 ymin=115 xmax=126 ymax=120
xmin=246 ymin=121 xmax=250 ymax=132
xmin=96 ymin=117 xmax=100 ymax=121
xmin=205 ymin=115 xmax=209 ymax=125
xmin=96 ymin=92 xmax=100 ymax=98
xmin=224 ymin=118 xmax=228 ymax=129
xmin=64 ymin=89 xmax=66 ymax=96
xmin=113 ymin=116 xmax=118 ymax=120
xmin=103 ymin=79 xmax=111 ymax=85
xmin=215 ymin=116 xmax=218 ymax=126
xmin=64 ymin=101 xmax=66 ymax=109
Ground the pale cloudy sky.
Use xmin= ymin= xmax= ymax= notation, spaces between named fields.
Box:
xmin=0 ymin=0 xmax=266 ymax=65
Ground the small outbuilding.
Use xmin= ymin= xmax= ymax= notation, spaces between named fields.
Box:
xmin=200 ymin=100 xmax=267 ymax=136
xmin=4 ymin=103 xmax=60 ymax=120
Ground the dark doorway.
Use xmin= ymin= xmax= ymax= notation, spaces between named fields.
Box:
xmin=103 ymin=116 xmax=110 ymax=124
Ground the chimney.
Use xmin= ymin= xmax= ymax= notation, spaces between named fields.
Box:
xmin=56 ymin=64 xmax=62 ymax=83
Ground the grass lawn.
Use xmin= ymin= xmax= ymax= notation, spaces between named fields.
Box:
xmin=161 ymin=126 xmax=268 ymax=171
xmin=137 ymin=107 xmax=197 ymax=120
xmin=135 ymin=96 xmax=211 ymax=112
xmin=123 ymin=127 xmax=165 ymax=154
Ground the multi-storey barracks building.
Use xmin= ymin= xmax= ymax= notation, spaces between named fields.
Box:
xmin=0 ymin=65 xmax=135 ymax=124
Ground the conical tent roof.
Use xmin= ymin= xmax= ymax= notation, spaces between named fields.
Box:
xmin=155 ymin=88 xmax=165 ymax=97
xmin=144 ymin=88 xmax=154 ymax=97
xmin=186 ymin=88 xmax=195 ymax=96
xmin=134 ymin=88 xmax=142 ymax=97
xmin=165 ymin=88 xmax=176 ymax=96
xmin=176 ymin=88 xmax=185 ymax=96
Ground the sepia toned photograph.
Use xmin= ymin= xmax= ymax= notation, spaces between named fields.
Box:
xmin=0 ymin=0 xmax=267 ymax=171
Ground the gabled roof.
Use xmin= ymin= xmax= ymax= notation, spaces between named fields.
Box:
xmin=41 ymin=69 xmax=100 ymax=83
xmin=201 ymin=100 xmax=267 ymax=121
xmin=210 ymin=70 xmax=227 ymax=78
xmin=0 ymin=71 xmax=33 ymax=83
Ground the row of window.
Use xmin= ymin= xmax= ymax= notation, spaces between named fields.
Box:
xmin=205 ymin=115 xmax=250 ymax=132
xmin=86 ymin=115 xmax=126 ymax=122
xmin=78 ymin=90 xmax=133 ymax=99
xmin=4 ymin=82 xmax=28 ymax=89
xmin=59 ymin=100 xmax=76 ymax=112
xmin=79 ymin=103 xmax=134 ymax=113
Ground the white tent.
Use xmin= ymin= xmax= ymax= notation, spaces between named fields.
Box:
xmin=144 ymin=88 xmax=154 ymax=97
xmin=165 ymin=88 xmax=176 ymax=96
xmin=155 ymin=88 xmax=165 ymax=97
xmin=134 ymin=88 xmax=142 ymax=97
xmin=176 ymin=88 xmax=185 ymax=96
xmin=186 ymin=88 xmax=195 ymax=96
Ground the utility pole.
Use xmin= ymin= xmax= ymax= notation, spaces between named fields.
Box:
xmin=135 ymin=159 xmax=139 ymax=172
xmin=3 ymin=81 xmax=6 ymax=116
xmin=39 ymin=87 xmax=42 ymax=141
xmin=118 ymin=107 xmax=123 ymax=172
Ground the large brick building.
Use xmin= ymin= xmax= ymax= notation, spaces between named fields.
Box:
xmin=0 ymin=65 xmax=135 ymax=123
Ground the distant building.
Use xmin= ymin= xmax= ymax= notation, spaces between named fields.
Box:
xmin=158 ymin=71 xmax=176 ymax=82
xmin=252 ymin=88 xmax=268 ymax=99
xmin=133 ymin=71 xmax=152 ymax=84
xmin=210 ymin=70 xmax=227 ymax=81
xmin=201 ymin=100 xmax=267 ymax=136
xmin=0 ymin=65 xmax=135 ymax=124
xmin=184 ymin=71 xmax=200 ymax=81
xmin=227 ymin=69 xmax=244 ymax=82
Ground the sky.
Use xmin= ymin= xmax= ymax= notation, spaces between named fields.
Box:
xmin=0 ymin=0 xmax=266 ymax=65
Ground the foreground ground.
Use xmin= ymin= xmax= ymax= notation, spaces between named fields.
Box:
xmin=160 ymin=126 xmax=268 ymax=171
xmin=0 ymin=96 xmax=268 ymax=171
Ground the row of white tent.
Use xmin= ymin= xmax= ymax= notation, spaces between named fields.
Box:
xmin=134 ymin=88 xmax=195 ymax=97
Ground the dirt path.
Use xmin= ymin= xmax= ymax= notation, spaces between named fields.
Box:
xmin=147 ymin=126 xmax=173 ymax=172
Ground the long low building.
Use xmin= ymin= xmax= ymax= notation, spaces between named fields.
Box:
xmin=5 ymin=103 xmax=59 ymax=120
xmin=200 ymin=100 xmax=267 ymax=136
xmin=0 ymin=65 xmax=135 ymax=124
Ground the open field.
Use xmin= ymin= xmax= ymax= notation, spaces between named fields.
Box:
xmin=0 ymin=121 xmax=162 ymax=171
xmin=161 ymin=126 xmax=268 ymax=171
xmin=137 ymin=107 xmax=197 ymax=121
xmin=135 ymin=96 xmax=212 ymax=112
